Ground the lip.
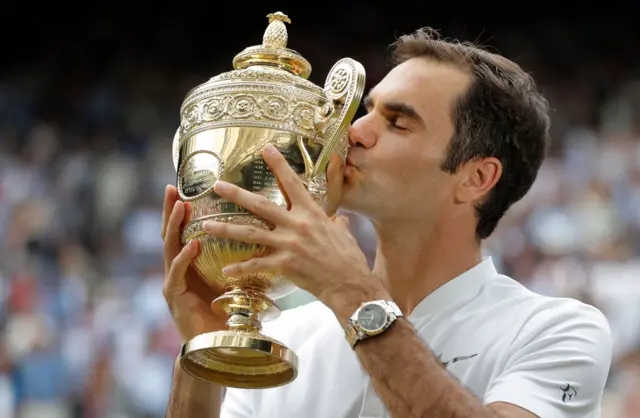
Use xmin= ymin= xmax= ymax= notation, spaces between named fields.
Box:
xmin=346 ymin=157 xmax=357 ymax=168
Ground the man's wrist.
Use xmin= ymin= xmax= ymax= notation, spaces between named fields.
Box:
xmin=322 ymin=277 xmax=392 ymax=328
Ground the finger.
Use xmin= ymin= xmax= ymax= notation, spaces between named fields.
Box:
xmin=164 ymin=240 xmax=199 ymax=298
xmin=203 ymin=221 xmax=279 ymax=247
xmin=334 ymin=214 xmax=350 ymax=229
xmin=221 ymin=253 xmax=285 ymax=277
xmin=164 ymin=200 xmax=186 ymax=271
xmin=326 ymin=153 xmax=344 ymax=217
xmin=184 ymin=201 xmax=193 ymax=225
xmin=161 ymin=185 xmax=179 ymax=240
xmin=274 ymin=168 xmax=292 ymax=210
xmin=263 ymin=144 xmax=312 ymax=206
xmin=213 ymin=181 xmax=290 ymax=225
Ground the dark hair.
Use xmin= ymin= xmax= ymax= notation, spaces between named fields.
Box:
xmin=391 ymin=28 xmax=551 ymax=239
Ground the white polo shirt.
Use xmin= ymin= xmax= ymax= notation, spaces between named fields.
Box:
xmin=221 ymin=258 xmax=612 ymax=418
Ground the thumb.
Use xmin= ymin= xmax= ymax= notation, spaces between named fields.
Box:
xmin=163 ymin=240 xmax=199 ymax=300
xmin=334 ymin=214 xmax=350 ymax=229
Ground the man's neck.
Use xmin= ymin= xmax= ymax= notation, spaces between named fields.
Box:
xmin=371 ymin=217 xmax=482 ymax=316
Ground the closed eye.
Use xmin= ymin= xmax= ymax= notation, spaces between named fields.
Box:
xmin=388 ymin=115 xmax=408 ymax=131
xmin=362 ymin=95 xmax=420 ymax=132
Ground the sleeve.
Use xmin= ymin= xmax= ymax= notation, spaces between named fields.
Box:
xmin=220 ymin=388 xmax=254 ymax=418
xmin=483 ymin=301 xmax=613 ymax=418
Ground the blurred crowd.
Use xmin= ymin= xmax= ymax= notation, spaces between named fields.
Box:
xmin=2 ymin=12 xmax=640 ymax=418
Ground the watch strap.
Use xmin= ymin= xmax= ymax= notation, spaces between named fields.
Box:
xmin=345 ymin=322 xmax=360 ymax=348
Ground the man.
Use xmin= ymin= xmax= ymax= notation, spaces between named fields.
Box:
xmin=161 ymin=28 xmax=612 ymax=417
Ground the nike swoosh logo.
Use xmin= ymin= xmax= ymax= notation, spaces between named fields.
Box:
xmin=439 ymin=353 xmax=478 ymax=367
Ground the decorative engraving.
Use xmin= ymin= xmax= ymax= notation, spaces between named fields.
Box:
xmin=179 ymin=87 xmax=327 ymax=141
xmin=210 ymin=67 xmax=319 ymax=91
xmin=183 ymin=104 xmax=201 ymax=131
xmin=229 ymin=95 xmax=258 ymax=118
xmin=306 ymin=173 xmax=328 ymax=211
xmin=202 ymin=98 xmax=225 ymax=120
xmin=336 ymin=134 xmax=350 ymax=160
xmin=293 ymin=104 xmax=315 ymax=131
xmin=330 ymin=67 xmax=350 ymax=95
xmin=264 ymin=96 xmax=288 ymax=120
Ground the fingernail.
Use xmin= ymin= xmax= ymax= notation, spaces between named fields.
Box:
xmin=264 ymin=144 xmax=278 ymax=156
xmin=222 ymin=266 xmax=233 ymax=275
xmin=203 ymin=221 xmax=217 ymax=231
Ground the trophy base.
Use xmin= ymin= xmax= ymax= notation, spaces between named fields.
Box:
xmin=180 ymin=330 xmax=298 ymax=389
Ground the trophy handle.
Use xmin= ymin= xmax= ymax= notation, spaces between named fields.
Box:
xmin=172 ymin=128 xmax=181 ymax=171
xmin=297 ymin=136 xmax=315 ymax=180
xmin=311 ymin=58 xmax=366 ymax=178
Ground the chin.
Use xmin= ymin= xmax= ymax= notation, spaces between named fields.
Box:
xmin=338 ymin=191 xmax=375 ymax=217
xmin=338 ymin=192 xmax=356 ymax=212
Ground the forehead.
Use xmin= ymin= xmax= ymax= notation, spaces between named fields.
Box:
xmin=370 ymin=58 xmax=472 ymax=124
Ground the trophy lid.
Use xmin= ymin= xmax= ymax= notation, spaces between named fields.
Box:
xmin=232 ymin=12 xmax=312 ymax=79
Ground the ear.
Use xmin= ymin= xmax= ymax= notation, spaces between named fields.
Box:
xmin=454 ymin=157 xmax=502 ymax=204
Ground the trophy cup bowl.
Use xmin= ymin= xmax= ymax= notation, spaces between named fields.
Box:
xmin=173 ymin=12 xmax=365 ymax=389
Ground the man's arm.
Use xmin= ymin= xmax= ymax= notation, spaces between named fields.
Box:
xmin=166 ymin=358 xmax=223 ymax=418
xmin=352 ymin=317 xmax=532 ymax=417
xmin=330 ymin=287 xmax=611 ymax=418
xmin=330 ymin=285 xmax=511 ymax=418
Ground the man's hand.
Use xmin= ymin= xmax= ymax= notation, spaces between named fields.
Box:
xmin=202 ymin=144 xmax=389 ymax=318
xmin=161 ymin=185 xmax=228 ymax=343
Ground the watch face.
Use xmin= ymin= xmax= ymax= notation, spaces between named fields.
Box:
xmin=357 ymin=304 xmax=387 ymax=332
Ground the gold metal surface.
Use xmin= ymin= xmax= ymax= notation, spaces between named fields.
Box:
xmin=181 ymin=330 xmax=297 ymax=389
xmin=173 ymin=11 xmax=366 ymax=388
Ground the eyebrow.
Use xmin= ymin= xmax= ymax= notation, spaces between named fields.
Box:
xmin=363 ymin=94 xmax=425 ymax=126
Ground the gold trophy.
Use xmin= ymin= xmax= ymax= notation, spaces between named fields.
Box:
xmin=173 ymin=11 xmax=365 ymax=389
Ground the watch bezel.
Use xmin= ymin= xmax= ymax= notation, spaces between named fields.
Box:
xmin=356 ymin=302 xmax=389 ymax=334
xmin=345 ymin=300 xmax=402 ymax=348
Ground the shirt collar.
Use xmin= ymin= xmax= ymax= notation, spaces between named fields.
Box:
xmin=409 ymin=257 xmax=497 ymax=319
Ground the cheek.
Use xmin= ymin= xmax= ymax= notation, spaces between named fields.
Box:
xmin=389 ymin=149 xmax=442 ymax=187
xmin=369 ymin=137 xmax=448 ymax=193
xmin=399 ymin=155 xmax=453 ymax=206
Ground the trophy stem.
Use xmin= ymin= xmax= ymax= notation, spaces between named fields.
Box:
xmin=180 ymin=280 xmax=298 ymax=389
xmin=212 ymin=284 xmax=281 ymax=334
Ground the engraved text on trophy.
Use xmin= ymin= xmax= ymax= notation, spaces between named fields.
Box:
xmin=180 ymin=152 xmax=223 ymax=199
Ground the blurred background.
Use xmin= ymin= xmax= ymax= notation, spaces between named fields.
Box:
xmin=2 ymin=1 xmax=640 ymax=417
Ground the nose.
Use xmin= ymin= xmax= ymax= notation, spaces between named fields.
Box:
xmin=348 ymin=116 xmax=377 ymax=149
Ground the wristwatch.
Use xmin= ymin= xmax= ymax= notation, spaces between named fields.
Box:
xmin=344 ymin=300 xmax=403 ymax=348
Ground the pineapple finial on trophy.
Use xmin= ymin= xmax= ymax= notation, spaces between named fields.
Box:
xmin=233 ymin=11 xmax=312 ymax=78
xmin=263 ymin=12 xmax=291 ymax=49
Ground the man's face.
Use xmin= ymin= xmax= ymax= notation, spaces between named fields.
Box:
xmin=341 ymin=57 xmax=472 ymax=223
